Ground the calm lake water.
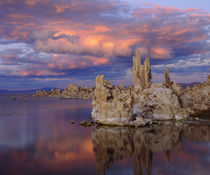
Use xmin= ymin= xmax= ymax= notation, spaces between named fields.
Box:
xmin=0 ymin=94 xmax=209 ymax=175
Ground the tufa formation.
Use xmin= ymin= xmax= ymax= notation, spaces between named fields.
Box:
xmin=33 ymin=50 xmax=209 ymax=125
xmin=133 ymin=50 xmax=152 ymax=93
xmin=91 ymin=50 xmax=210 ymax=125
xmin=34 ymin=85 xmax=95 ymax=99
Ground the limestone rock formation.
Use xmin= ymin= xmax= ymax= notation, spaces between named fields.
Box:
xmin=34 ymin=84 xmax=94 ymax=99
xmin=48 ymin=88 xmax=62 ymax=96
xmin=62 ymin=84 xmax=94 ymax=99
xmin=207 ymin=75 xmax=210 ymax=85
xmin=164 ymin=67 xmax=171 ymax=87
xmin=181 ymin=81 xmax=210 ymax=116
xmin=133 ymin=86 xmax=185 ymax=120
xmin=133 ymin=50 xmax=152 ymax=93
xmin=92 ymin=50 xmax=210 ymax=124
xmin=171 ymin=80 xmax=184 ymax=97
xmin=92 ymin=75 xmax=134 ymax=125
xmin=34 ymin=90 xmax=48 ymax=97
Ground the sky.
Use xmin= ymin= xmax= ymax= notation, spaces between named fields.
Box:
xmin=0 ymin=0 xmax=210 ymax=90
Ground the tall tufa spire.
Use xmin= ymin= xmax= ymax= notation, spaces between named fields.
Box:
xmin=164 ymin=67 xmax=171 ymax=87
xmin=132 ymin=50 xmax=152 ymax=93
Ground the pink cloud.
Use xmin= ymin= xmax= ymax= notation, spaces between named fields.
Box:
xmin=84 ymin=56 xmax=109 ymax=66
xmin=46 ymin=54 xmax=110 ymax=70
xmin=30 ymin=5 xmax=209 ymax=59
xmin=17 ymin=70 xmax=65 ymax=76
xmin=0 ymin=0 xmax=209 ymax=80
xmin=150 ymin=47 xmax=173 ymax=59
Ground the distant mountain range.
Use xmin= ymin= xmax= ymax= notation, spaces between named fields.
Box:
xmin=0 ymin=82 xmax=200 ymax=94
xmin=0 ymin=88 xmax=64 ymax=94
xmin=179 ymin=82 xmax=200 ymax=88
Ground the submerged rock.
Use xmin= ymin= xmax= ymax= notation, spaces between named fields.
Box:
xmin=79 ymin=120 xmax=94 ymax=126
xmin=70 ymin=121 xmax=75 ymax=124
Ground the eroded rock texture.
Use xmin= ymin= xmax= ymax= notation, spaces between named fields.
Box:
xmin=133 ymin=50 xmax=152 ymax=93
xmin=164 ymin=67 xmax=171 ymax=88
xmin=34 ymin=85 xmax=94 ymax=99
xmin=62 ymin=84 xmax=94 ymax=99
xmin=92 ymin=50 xmax=210 ymax=124
xmin=180 ymin=80 xmax=210 ymax=117
xmin=92 ymin=75 xmax=133 ymax=124
xmin=133 ymin=85 xmax=184 ymax=120
xmin=34 ymin=90 xmax=48 ymax=97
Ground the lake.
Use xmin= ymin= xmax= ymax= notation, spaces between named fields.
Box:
xmin=0 ymin=94 xmax=209 ymax=175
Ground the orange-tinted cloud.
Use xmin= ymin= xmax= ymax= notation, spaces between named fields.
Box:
xmin=1 ymin=0 xmax=209 ymax=60
xmin=0 ymin=0 xmax=209 ymax=81
xmin=85 ymin=56 xmax=109 ymax=66
xmin=17 ymin=70 xmax=65 ymax=76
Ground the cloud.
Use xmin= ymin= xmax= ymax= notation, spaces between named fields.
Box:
xmin=152 ymin=53 xmax=210 ymax=71
xmin=15 ymin=70 xmax=65 ymax=76
xmin=152 ymin=72 xmax=209 ymax=83
xmin=0 ymin=0 xmax=209 ymax=59
xmin=0 ymin=46 xmax=111 ymax=78
xmin=0 ymin=0 xmax=210 ymax=88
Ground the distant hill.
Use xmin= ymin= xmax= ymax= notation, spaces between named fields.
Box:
xmin=0 ymin=87 xmax=64 ymax=94
xmin=0 ymin=82 xmax=200 ymax=94
xmin=179 ymin=82 xmax=200 ymax=88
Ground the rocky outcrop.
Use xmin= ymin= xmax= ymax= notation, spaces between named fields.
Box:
xmin=62 ymin=84 xmax=94 ymax=99
xmin=34 ymin=90 xmax=48 ymax=97
xmin=92 ymin=50 xmax=210 ymax=124
xmin=171 ymin=80 xmax=184 ymax=97
xmin=92 ymin=75 xmax=134 ymax=125
xmin=34 ymin=85 xmax=94 ymax=99
xmin=207 ymin=75 xmax=210 ymax=85
xmin=164 ymin=67 xmax=171 ymax=87
xmin=133 ymin=85 xmax=185 ymax=120
xmin=180 ymin=79 xmax=210 ymax=116
xmin=133 ymin=50 xmax=152 ymax=93
xmin=48 ymin=88 xmax=62 ymax=96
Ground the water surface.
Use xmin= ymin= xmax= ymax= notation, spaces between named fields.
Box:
xmin=0 ymin=94 xmax=209 ymax=175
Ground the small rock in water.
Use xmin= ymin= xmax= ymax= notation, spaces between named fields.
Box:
xmin=79 ymin=120 xmax=93 ymax=127
xmin=134 ymin=117 xmax=146 ymax=126
xmin=80 ymin=121 xmax=87 ymax=125
xmin=85 ymin=121 xmax=92 ymax=126
xmin=70 ymin=121 xmax=75 ymax=124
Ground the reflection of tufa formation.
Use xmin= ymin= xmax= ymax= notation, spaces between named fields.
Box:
xmin=92 ymin=125 xmax=210 ymax=175
xmin=92 ymin=51 xmax=210 ymax=125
